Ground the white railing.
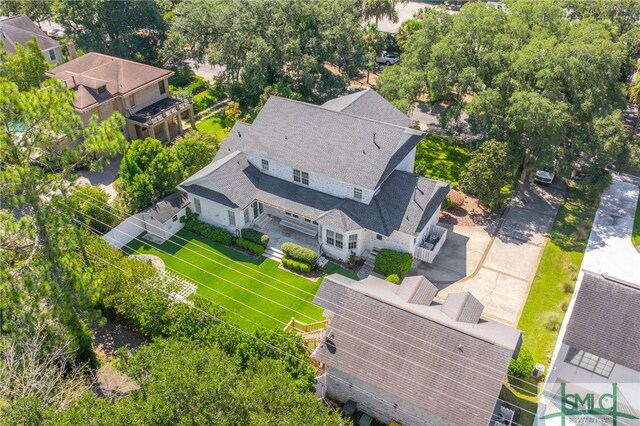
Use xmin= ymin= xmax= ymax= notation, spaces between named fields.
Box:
xmin=413 ymin=225 xmax=448 ymax=263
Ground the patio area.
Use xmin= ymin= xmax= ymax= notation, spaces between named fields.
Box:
xmin=256 ymin=215 xmax=321 ymax=253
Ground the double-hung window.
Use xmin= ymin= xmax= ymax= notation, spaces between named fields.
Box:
xmin=353 ymin=188 xmax=362 ymax=201
xmin=243 ymin=209 xmax=250 ymax=223
xmin=348 ymin=234 xmax=357 ymax=250
xmin=326 ymin=230 xmax=344 ymax=249
xmin=48 ymin=50 xmax=56 ymax=61
xmin=228 ymin=210 xmax=236 ymax=227
xmin=262 ymin=159 xmax=269 ymax=171
xmin=158 ymin=80 xmax=166 ymax=95
xmin=293 ymin=169 xmax=309 ymax=186
xmin=194 ymin=198 xmax=202 ymax=214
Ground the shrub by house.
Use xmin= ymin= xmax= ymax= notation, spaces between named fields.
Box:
xmin=281 ymin=242 xmax=318 ymax=265
xmin=236 ymin=237 xmax=266 ymax=256
xmin=182 ymin=209 xmax=234 ymax=245
xmin=282 ymin=256 xmax=312 ymax=273
xmin=241 ymin=228 xmax=270 ymax=247
xmin=374 ymin=249 xmax=413 ymax=278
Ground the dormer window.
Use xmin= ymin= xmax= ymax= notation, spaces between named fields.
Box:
xmin=353 ymin=188 xmax=362 ymax=201
xmin=293 ymin=169 xmax=309 ymax=186
xmin=262 ymin=159 xmax=269 ymax=171
xmin=97 ymin=85 xmax=106 ymax=94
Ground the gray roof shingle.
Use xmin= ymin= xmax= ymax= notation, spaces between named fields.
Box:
xmin=141 ymin=193 xmax=189 ymax=223
xmin=563 ymin=271 xmax=640 ymax=371
xmin=312 ymin=274 xmax=523 ymax=426
xmin=322 ymin=89 xmax=413 ymax=127
xmin=0 ymin=14 xmax=59 ymax=54
xmin=214 ymin=96 xmax=423 ymax=190
xmin=180 ymin=151 xmax=449 ymax=237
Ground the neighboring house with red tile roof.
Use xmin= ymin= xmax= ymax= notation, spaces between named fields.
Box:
xmin=0 ymin=14 xmax=63 ymax=64
xmin=46 ymin=52 xmax=194 ymax=143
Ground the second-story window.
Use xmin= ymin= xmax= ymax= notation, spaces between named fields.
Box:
xmin=293 ymin=169 xmax=309 ymax=186
xmin=262 ymin=159 xmax=269 ymax=171
xmin=97 ymin=85 xmax=106 ymax=94
xmin=48 ymin=50 xmax=56 ymax=61
xmin=353 ymin=188 xmax=362 ymax=200
xmin=129 ymin=94 xmax=136 ymax=107
xmin=158 ymin=80 xmax=166 ymax=95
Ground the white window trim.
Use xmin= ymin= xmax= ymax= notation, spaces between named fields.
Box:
xmin=227 ymin=210 xmax=236 ymax=227
xmin=293 ymin=169 xmax=309 ymax=186
xmin=348 ymin=234 xmax=357 ymax=250
xmin=194 ymin=198 xmax=202 ymax=214
xmin=325 ymin=229 xmax=344 ymax=250
xmin=353 ymin=188 xmax=362 ymax=201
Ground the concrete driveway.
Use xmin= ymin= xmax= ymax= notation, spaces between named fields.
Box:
xmin=427 ymin=180 xmax=565 ymax=326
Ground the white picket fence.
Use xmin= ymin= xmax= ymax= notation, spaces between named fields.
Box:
xmin=103 ymin=214 xmax=145 ymax=249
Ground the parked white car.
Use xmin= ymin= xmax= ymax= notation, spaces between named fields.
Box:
xmin=534 ymin=163 xmax=557 ymax=184
xmin=375 ymin=52 xmax=400 ymax=66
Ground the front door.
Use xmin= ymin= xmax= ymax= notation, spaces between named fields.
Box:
xmin=252 ymin=201 xmax=264 ymax=218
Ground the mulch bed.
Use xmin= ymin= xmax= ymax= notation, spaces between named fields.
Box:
xmin=439 ymin=189 xmax=499 ymax=226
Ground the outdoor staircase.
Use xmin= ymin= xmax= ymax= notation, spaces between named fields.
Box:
xmin=364 ymin=248 xmax=379 ymax=268
xmin=284 ymin=318 xmax=329 ymax=370
xmin=316 ymin=255 xmax=329 ymax=269
xmin=264 ymin=246 xmax=285 ymax=262
xmin=254 ymin=214 xmax=272 ymax=229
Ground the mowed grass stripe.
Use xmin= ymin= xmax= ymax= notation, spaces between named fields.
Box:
xmin=125 ymin=229 xmax=358 ymax=330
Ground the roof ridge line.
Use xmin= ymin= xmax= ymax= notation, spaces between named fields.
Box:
xmin=268 ymin=95 xmax=414 ymax=131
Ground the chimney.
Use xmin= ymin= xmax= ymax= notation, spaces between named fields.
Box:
xmin=441 ymin=292 xmax=484 ymax=324
xmin=396 ymin=276 xmax=437 ymax=306
xmin=67 ymin=42 xmax=78 ymax=60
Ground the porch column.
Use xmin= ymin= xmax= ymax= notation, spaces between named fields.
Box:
xmin=176 ymin=112 xmax=183 ymax=135
xmin=188 ymin=106 xmax=195 ymax=128
xmin=149 ymin=124 xmax=156 ymax=139
xmin=163 ymin=119 xmax=171 ymax=143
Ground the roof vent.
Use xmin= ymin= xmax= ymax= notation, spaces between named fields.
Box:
xmin=442 ymin=292 xmax=484 ymax=324
xmin=238 ymin=131 xmax=241 ymax=138
xmin=284 ymin=135 xmax=288 ymax=140
xmin=373 ymin=133 xmax=380 ymax=149
xmin=396 ymin=276 xmax=437 ymax=306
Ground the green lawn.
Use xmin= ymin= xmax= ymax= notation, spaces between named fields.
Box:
xmin=414 ymin=134 xmax=471 ymax=187
xmin=124 ymin=229 xmax=358 ymax=331
xmin=196 ymin=113 xmax=230 ymax=140
xmin=633 ymin=196 xmax=640 ymax=248
xmin=193 ymin=86 xmax=224 ymax=114
xmin=517 ymin=178 xmax=608 ymax=365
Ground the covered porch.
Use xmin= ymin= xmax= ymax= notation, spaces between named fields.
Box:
xmin=126 ymin=97 xmax=194 ymax=143
xmin=253 ymin=213 xmax=321 ymax=254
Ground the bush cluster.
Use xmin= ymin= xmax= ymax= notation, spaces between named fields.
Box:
xmin=184 ymin=217 xmax=234 ymax=245
xmin=236 ymin=238 xmax=266 ymax=256
xmin=508 ymin=348 xmax=535 ymax=380
xmin=374 ymin=249 xmax=413 ymax=278
xmin=282 ymin=256 xmax=312 ymax=273
xmin=241 ymin=228 xmax=270 ymax=247
xmin=281 ymin=242 xmax=318 ymax=265
xmin=385 ymin=274 xmax=400 ymax=284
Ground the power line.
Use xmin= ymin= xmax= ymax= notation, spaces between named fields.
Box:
xmin=71 ymin=187 xmax=538 ymax=393
xmin=63 ymin=207 xmax=539 ymax=421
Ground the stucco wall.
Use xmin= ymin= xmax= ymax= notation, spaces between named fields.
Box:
xmin=127 ymin=78 xmax=170 ymax=114
xmin=325 ymin=367 xmax=451 ymax=426
xmin=246 ymin=153 xmax=374 ymax=203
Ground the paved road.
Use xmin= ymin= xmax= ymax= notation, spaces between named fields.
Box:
xmin=430 ymin=180 xmax=565 ymax=327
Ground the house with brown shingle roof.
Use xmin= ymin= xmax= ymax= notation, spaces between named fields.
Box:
xmin=46 ymin=52 xmax=194 ymax=143
xmin=0 ymin=14 xmax=63 ymax=64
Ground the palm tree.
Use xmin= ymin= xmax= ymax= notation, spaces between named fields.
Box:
xmin=362 ymin=0 xmax=398 ymax=24
xmin=362 ymin=23 xmax=386 ymax=85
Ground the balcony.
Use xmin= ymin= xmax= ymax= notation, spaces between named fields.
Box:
xmin=127 ymin=96 xmax=193 ymax=126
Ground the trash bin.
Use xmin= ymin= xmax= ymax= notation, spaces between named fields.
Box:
xmin=533 ymin=363 xmax=545 ymax=378
xmin=343 ymin=400 xmax=357 ymax=417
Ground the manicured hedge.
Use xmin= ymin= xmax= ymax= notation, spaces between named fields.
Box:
xmin=385 ymin=274 xmax=400 ymax=284
xmin=236 ymin=237 xmax=266 ymax=256
xmin=241 ymin=228 xmax=270 ymax=247
xmin=281 ymin=242 xmax=317 ymax=265
xmin=184 ymin=217 xmax=234 ymax=245
xmin=282 ymin=256 xmax=312 ymax=273
xmin=374 ymin=249 xmax=413 ymax=278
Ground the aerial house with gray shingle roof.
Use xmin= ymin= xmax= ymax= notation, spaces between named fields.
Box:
xmin=312 ymin=273 xmax=524 ymax=426
xmin=0 ymin=14 xmax=63 ymax=64
xmin=178 ymin=89 xmax=450 ymax=263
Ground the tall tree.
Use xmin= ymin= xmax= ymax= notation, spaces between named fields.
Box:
xmin=362 ymin=23 xmax=386 ymax=85
xmin=361 ymin=0 xmax=398 ymax=24
xmin=54 ymin=0 xmax=169 ymax=64
xmin=0 ymin=39 xmax=48 ymax=91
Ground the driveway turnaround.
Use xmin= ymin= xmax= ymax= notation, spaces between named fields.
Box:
xmin=436 ymin=180 xmax=565 ymax=327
